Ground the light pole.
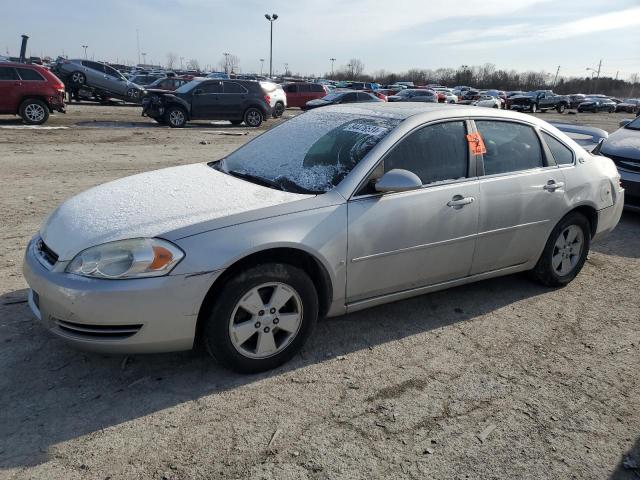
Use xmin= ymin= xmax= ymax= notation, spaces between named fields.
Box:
xmin=81 ymin=45 xmax=88 ymax=59
xmin=223 ymin=52 xmax=230 ymax=73
xmin=329 ymin=58 xmax=336 ymax=78
xmin=260 ymin=58 xmax=264 ymax=76
xmin=141 ymin=52 xmax=147 ymax=65
xmin=284 ymin=63 xmax=289 ymax=75
xmin=264 ymin=13 xmax=278 ymax=77
xmin=586 ymin=60 xmax=602 ymax=93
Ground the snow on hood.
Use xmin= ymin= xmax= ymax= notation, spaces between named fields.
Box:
xmin=40 ymin=163 xmax=311 ymax=261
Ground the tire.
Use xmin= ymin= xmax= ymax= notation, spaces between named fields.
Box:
xmin=556 ymin=103 xmax=566 ymax=114
xmin=70 ymin=71 xmax=86 ymax=85
xmin=230 ymin=120 xmax=243 ymax=125
xmin=243 ymin=107 xmax=263 ymax=127
xmin=165 ymin=106 xmax=187 ymax=128
xmin=272 ymin=101 xmax=285 ymax=118
xmin=203 ymin=263 xmax=318 ymax=373
xmin=608 ymin=107 xmax=615 ymax=114
xmin=19 ymin=99 xmax=49 ymax=125
xmin=530 ymin=103 xmax=538 ymax=113
xmin=126 ymin=88 xmax=140 ymax=102
xmin=530 ymin=212 xmax=591 ymax=287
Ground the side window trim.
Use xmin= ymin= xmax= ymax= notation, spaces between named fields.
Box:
xmin=470 ymin=118 xmax=556 ymax=179
xmin=351 ymin=118 xmax=476 ymax=199
xmin=539 ymin=129 xmax=576 ymax=167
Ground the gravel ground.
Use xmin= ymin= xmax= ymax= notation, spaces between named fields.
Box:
xmin=0 ymin=104 xmax=638 ymax=480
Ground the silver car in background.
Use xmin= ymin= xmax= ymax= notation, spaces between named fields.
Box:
xmin=23 ymin=104 xmax=624 ymax=373
xmin=55 ymin=59 xmax=144 ymax=102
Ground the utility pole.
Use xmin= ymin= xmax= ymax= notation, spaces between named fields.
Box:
xmin=223 ymin=52 xmax=230 ymax=73
xmin=260 ymin=58 xmax=264 ymax=75
xmin=136 ymin=29 xmax=141 ymax=65
xmin=330 ymin=57 xmax=336 ymax=77
xmin=284 ymin=63 xmax=289 ymax=75
xmin=595 ymin=59 xmax=602 ymax=92
xmin=141 ymin=52 xmax=147 ymax=65
xmin=553 ymin=65 xmax=560 ymax=87
xmin=180 ymin=56 xmax=184 ymax=70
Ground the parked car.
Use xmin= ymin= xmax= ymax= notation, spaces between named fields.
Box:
xmin=129 ymin=74 xmax=167 ymax=86
xmin=141 ymin=78 xmax=271 ymax=127
xmin=303 ymin=91 xmax=383 ymax=110
xmin=144 ymin=76 xmax=191 ymax=92
xmin=387 ymin=89 xmax=438 ymax=103
xmin=433 ymin=88 xmax=458 ymax=104
xmin=206 ymin=72 xmax=230 ymax=79
xmin=260 ymin=81 xmax=287 ymax=117
xmin=23 ymin=104 xmax=624 ymax=373
xmin=0 ymin=62 xmax=65 ymax=124
xmin=577 ymin=97 xmax=617 ymax=113
xmin=338 ymin=82 xmax=378 ymax=91
xmin=54 ymin=58 xmax=144 ymax=102
xmin=474 ymin=95 xmax=502 ymax=108
xmin=616 ymin=99 xmax=640 ymax=113
xmin=600 ymin=116 xmax=640 ymax=211
xmin=284 ymin=82 xmax=329 ymax=108
xmin=568 ymin=94 xmax=587 ymax=109
xmin=508 ymin=90 xmax=570 ymax=113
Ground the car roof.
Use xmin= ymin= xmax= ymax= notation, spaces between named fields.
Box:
xmin=314 ymin=102 xmax=557 ymax=125
xmin=0 ymin=62 xmax=44 ymax=68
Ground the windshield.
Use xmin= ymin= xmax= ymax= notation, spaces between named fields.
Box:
xmin=176 ymin=80 xmax=200 ymax=94
xmin=217 ymin=111 xmax=401 ymax=193
xmin=625 ymin=116 xmax=640 ymax=130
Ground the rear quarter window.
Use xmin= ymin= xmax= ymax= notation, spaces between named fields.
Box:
xmin=542 ymin=132 xmax=574 ymax=165
xmin=16 ymin=68 xmax=45 ymax=81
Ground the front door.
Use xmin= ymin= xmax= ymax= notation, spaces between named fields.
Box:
xmin=470 ymin=119 xmax=568 ymax=274
xmin=191 ymin=80 xmax=223 ymax=119
xmin=347 ymin=120 xmax=479 ymax=303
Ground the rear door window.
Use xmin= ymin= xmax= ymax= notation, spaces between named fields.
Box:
xmin=223 ymin=82 xmax=246 ymax=94
xmin=0 ymin=67 xmax=19 ymax=80
xmin=298 ymin=84 xmax=311 ymax=93
xmin=542 ymin=132 xmax=574 ymax=165
xmin=357 ymin=92 xmax=373 ymax=101
xmin=383 ymin=121 xmax=469 ymax=185
xmin=201 ymin=81 xmax=223 ymax=94
xmin=475 ymin=120 xmax=543 ymax=175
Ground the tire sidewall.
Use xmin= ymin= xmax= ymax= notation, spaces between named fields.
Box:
xmin=533 ymin=212 xmax=591 ymax=287
xmin=203 ymin=263 xmax=318 ymax=373
xmin=244 ymin=107 xmax=263 ymax=127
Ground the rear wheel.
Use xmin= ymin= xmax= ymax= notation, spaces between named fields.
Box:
xmin=530 ymin=212 xmax=591 ymax=287
xmin=244 ymin=107 xmax=263 ymax=127
xmin=165 ymin=106 xmax=187 ymax=128
xmin=19 ymin=99 xmax=49 ymax=125
xmin=556 ymin=103 xmax=566 ymax=114
xmin=70 ymin=71 xmax=86 ymax=85
xmin=126 ymin=88 xmax=140 ymax=102
xmin=272 ymin=101 xmax=285 ymax=118
xmin=203 ymin=263 xmax=318 ymax=373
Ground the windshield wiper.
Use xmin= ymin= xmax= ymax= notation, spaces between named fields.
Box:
xmin=226 ymin=169 xmax=288 ymax=192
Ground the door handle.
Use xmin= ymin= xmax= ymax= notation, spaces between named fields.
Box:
xmin=447 ymin=195 xmax=475 ymax=208
xmin=543 ymin=180 xmax=565 ymax=191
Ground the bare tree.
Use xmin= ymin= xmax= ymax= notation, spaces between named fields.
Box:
xmin=218 ymin=54 xmax=241 ymax=74
xmin=187 ymin=58 xmax=200 ymax=71
xmin=349 ymin=58 xmax=365 ymax=79
xmin=166 ymin=52 xmax=178 ymax=70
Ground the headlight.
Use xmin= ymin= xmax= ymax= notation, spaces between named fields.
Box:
xmin=66 ymin=238 xmax=184 ymax=279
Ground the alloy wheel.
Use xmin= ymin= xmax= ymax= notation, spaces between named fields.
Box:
xmin=24 ymin=103 xmax=46 ymax=123
xmin=228 ymin=282 xmax=303 ymax=359
xmin=552 ymin=225 xmax=584 ymax=276
xmin=246 ymin=110 xmax=262 ymax=126
xmin=168 ymin=110 xmax=184 ymax=127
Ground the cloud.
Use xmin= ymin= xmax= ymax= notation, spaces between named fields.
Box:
xmin=425 ymin=6 xmax=640 ymax=49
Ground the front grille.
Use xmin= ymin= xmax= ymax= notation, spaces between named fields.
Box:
xmin=35 ymin=238 xmax=59 ymax=267
xmin=55 ymin=319 xmax=143 ymax=339
xmin=604 ymin=154 xmax=640 ymax=173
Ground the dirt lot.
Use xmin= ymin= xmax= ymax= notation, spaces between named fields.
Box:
xmin=0 ymin=104 xmax=638 ymax=480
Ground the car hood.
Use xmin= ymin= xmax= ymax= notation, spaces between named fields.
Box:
xmin=601 ymin=127 xmax=640 ymax=160
xmin=40 ymin=163 xmax=312 ymax=261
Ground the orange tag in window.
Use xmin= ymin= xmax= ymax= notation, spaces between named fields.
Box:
xmin=466 ymin=133 xmax=487 ymax=155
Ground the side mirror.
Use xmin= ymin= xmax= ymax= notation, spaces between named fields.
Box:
xmin=619 ymin=119 xmax=632 ymax=128
xmin=375 ymin=169 xmax=422 ymax=193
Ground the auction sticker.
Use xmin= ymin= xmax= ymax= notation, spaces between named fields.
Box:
xmin=466 ymin=132 xmax=487 ymax=155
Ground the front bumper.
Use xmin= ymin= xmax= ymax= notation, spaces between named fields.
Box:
xmin=619 ymin=168 xmax=640 ymax=211
xmin=22 ymin=238 xmax=220 ymax=354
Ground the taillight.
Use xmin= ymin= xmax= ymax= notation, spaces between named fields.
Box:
xmin=264 ymin=94 xmax=271 ymax=104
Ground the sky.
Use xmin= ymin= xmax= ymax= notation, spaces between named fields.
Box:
xmin=1 ymin=0 xmax=639 ymax=79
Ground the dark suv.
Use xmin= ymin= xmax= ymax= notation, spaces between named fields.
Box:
xmin=0 ymin=62 xmax=65 ymax=124
xmin=142 ymin=78 xmax=272 ymax=128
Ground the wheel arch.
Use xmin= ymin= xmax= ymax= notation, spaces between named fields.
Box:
xmin=19 ymin=96 xmax=53 ymax=112
xmin=195 ymin=246 xmax=334 ymax=344
xmin=567 ymin=204 xmax=598 ymax=238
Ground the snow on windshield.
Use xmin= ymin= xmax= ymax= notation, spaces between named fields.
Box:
xmin=222 ymin=111 xmax=401 ymax=192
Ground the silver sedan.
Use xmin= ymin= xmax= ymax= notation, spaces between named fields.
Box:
xmin=23 ymin=104 xmax=624 ymax=373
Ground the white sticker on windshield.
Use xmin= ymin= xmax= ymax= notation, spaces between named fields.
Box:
xmin=342 ymin=123 xmax=390 ymax=137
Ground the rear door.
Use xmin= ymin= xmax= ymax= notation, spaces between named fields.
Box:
xmin=469 ymin=119 xmax=568 ymax=274
xmin=0 ymin=66 xmax=22 ymax=113
xmin=103 ymin=65 xmax=127 ymax=94
xmin=190 ymin=80 xmax=223 ymax=118
xmin=219 ymin=81 xmax=248 ymax=117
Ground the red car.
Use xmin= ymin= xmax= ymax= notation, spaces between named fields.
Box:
xmin=0 ymin=62 xmax=65 ymax=124
xmin=283 ymin=82 xmax=329 ymax=108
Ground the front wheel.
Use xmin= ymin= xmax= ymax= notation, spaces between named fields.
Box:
xmin=203 ymin=263 xmax=318 ymax=373
xmin=243 ymin=107 xmax=263 ymax=127
xmin=126 ymin=88 xmax=140 ymax=102
xmin=530 ymin=212 xmax=591 ymax=287
xmin=556 ymin=104 xmax=566 ymax=114
xmin=19 ymin=99 xmax=49 ymax=125
xmin=165 ymin=106 xmax=187 ymax=128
